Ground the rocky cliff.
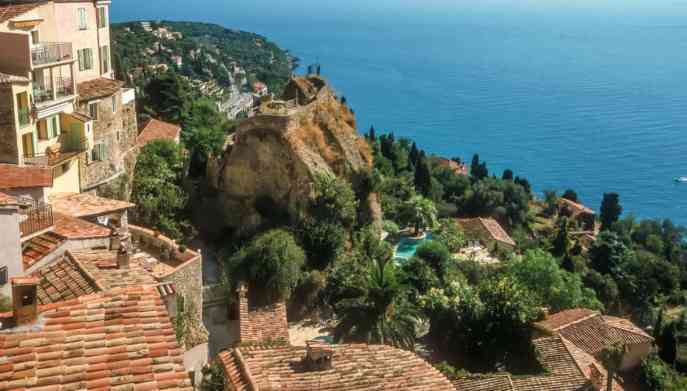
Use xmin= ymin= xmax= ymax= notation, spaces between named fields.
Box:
xmin=208 ymin=76 xmax=378 ymax=235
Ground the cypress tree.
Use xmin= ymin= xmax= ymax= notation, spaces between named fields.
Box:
xmin=502 ymin=169 xmax=514 ymax=181
xmin=409 ymin=142 xmax=420 ymax=166
xmin=470 ymin=154 xmax=480 ymax=178
xmin=414 ymin=157 xmax=432 ymax=196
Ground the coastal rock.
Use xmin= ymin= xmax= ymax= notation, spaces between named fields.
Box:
xmin=209 ymin=76 xmax=377 ymax=235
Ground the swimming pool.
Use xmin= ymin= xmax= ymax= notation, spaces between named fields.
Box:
xmin=393 ymin=233 xmax=434 ymax=261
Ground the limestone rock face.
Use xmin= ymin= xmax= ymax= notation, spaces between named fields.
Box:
xmin=210 ymin=76 xmax=375 ymax=235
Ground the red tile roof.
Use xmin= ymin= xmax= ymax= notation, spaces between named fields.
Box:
xmin=220 ymin=344 xmax=455 ymax=391
xmin=238 ymin=295 xmax=290 ymax=344
xmin=0 ymin=191 xmax=18 ymax=206
xmin=0 ymin=1 xmax=43 ymax=23
xmin=559 ymin=198 xmax=595 ymax=216
xmin=535 ymin=309 xmax=653 ymax=357
xmin=77 ymin=77 xmax=124 ymax=101
xmin=53 ymin=212 xmax=112 ymax=239
xmin=562 ymin=337 xmax=624 ymax=391
xmin=49 ymin=192 xmax=134 ymax=218
xmin=453 ymin=375 xmax=514 ymax=391
xmin=434 ymin=157 xmax=469 ymax=176
xmin=32 ymin=253 xmax=99 ymax=304
xmin=457 ymin=217 xmax=516 ymax=247
xmin=138 ymin=118 xmax=181 ymax=147
xmin=0 ymin=286 xmax=192 ymax=390
xmin=22 ymin=231 xmax=66 ymax=270
xmin=0 ymin=164 xmax=52 ymax=189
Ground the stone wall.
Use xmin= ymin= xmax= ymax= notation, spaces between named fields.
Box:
xmin=78 ymin=88 xmax=138 ymax=191
xmin=0 ymin=85 xmax=19 ymax=164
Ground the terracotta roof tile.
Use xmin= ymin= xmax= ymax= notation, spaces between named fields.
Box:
xmin=0 ymin=286 xmax=192 ymax=391
xmin=53 ymin=212 xmax=112 ymax=239
xmin=453 ymin=374 xmax=514 ymax=391
xmin=49 ymin=192 xmax=134 ymax=218
xmin=0 ymin=191 xmax=18 ymax=206
xmin=0 ymin=164 xmax=53 ymax=189
xmin=559 ymin=198 xmax=595 ymax=216
xmin=221 ymin=344 xmax=455 ymax=391
xmin=238 ymin=298 xmax=290 ymax=344
xmin=0 ymin=1 xmax=44 ymax=23
xmin=457 ymin=217 xmax=516 ymax=247
xmin=77 ymin=77 xmax=123 ymax=101
xmin=535 ymin=309 xmax=653 ymax=357
xmin=137 ymin=119 xmax=181 ymax=147
xmin=22 ymin=231 xmax=66 ymax=270
xmin=32 ymin=253 xmax=99 ymax=304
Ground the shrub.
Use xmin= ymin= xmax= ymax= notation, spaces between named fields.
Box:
xmin=415 ymin=240 xmax=452 ymax=282
xmin=434 ymin=218 xmax=465 ymax=253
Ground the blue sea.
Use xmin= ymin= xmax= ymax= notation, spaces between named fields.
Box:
xmin=112 ymin=0 xmax=687 ymax=225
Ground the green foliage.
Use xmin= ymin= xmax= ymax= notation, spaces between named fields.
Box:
xmin=227 ymin=229 xmax=305 ymax=302
xmin=299 ymin=219 xmax=346 ymax=270
xmin=382 ymin=220 xmax=401 ymax=237
xmin=506 ymin=249 xmax=602 ymax=312
xmin=415 ymin=241 xmax=452 ymax=283
xmin=600 ymin=192 xmax=622 ymax=231
xmin=402 ymin=195 xmax=438 ymax=234
xmin=470 ymin=154 xmax=488 ymax=180
xmin=459 ymin=176 xmax=530 ymax=228
xmin=0 ymin=294 xmax=10 ymax=312
xmin=142 ymin=71 xmax=191 ymax=123
xmin=543 ymin=190 xmax=559 ymax=217
xmin=561 ymin=189 xmax=578 ymax=203
xmin=174 ymin=295 xmax=187 ymax=345
xmin=414 ymin=157 xmax=433 ymax=197
xmin=434 ymin=218 xmax=466 ymax=253
xmin=551 ymin=216 xmax=572 ymax=258
xmin=600 ymin=342 xmax=627 ymax=391
xmin=333 ymin=231 xmax=420 ymax=349
xmin=400 ymin=255 xmax=441 ymax=295
xmin=182 ymin=98 xmax=233 ymax=175
xmin=200 ymin=360 xmax=227 ymax=391
xmin=641 ymin=354 xmax=687 ymax=391
xmin=131 ymin=140 xmax=190 ymax=240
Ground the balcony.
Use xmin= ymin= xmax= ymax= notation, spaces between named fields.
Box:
xmin=31 ymin=42 xmax=73 ymax=67
xmin=19 ymin=202 xmax=54 ymax=238
xmin=24 ymin=133 xmax=87 ymax=167
xmin=33 ymin=76 xmax=74 ymax=105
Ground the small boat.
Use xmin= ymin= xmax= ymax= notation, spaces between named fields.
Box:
xmin=674 ymin=177 xmax=687 ymax=183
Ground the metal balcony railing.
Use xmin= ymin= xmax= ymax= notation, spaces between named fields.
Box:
xmin=32 ymin=77 xmax=74 ymax=104
xmin=19 ymin=202 xmax=53 ymax=237
xmin=31 ymin=42 xmax=73 ymax=66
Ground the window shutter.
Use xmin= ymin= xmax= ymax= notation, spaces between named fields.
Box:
xmin=100 ymin=143 xmax=107 ymax=160
xmin=86 ymin=49 xmax=93 ymax=70
xmin=0 ymin=266 xmax=7 ymax=285
xmin=78 ymin=49 xmax=84 ymax=71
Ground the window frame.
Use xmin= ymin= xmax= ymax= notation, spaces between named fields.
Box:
xmin=88 ymin=101 xmax=98 ymax=120
xmin=111 ymin=95 xmax=117 ymax=113
xmin=78 ymin=8 xmax=88 ymax=30
xmin=100 ymin=45 xmax=110 ymax=74
xmin=97 ymin=7 xmax=107 ymax=28
xmin=0 ymin=266 xmax=7 ymax=286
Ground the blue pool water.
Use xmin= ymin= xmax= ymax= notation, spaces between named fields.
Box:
xmin=112 ymin=0 xmax=687 ymax=225
xmin=394 ymin=233 xmax=434 ymax=261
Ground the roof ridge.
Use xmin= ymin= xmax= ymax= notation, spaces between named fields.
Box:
xmin=603 ymin=316 xmax=653 ymax=340
xmin=554 ymin=312 xmax=601 ymax=332
xmin=559 ymin=336 xmax=591 ymax=381
xmin=234 ymin=347 xmax=260 ymax=391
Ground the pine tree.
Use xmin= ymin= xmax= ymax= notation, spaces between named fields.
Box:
xmin=368 ymin=126 xmax=376 ymax=141
xmin=414 ymin=157 xmax=432 ymax=197
xmin=502 ymin=169 xmax=514 ymax=181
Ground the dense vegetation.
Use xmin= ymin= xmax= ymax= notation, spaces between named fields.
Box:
xmin=112 ymin=21 xmax=294 ymax=95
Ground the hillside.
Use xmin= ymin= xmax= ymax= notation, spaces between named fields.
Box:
xmin=111 ymin=20 xmax=296 ymax=97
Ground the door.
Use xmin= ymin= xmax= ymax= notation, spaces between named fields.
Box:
xmin=22 ymin=133 xmax=35 ymax=157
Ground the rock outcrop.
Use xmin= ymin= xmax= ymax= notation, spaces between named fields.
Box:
xmin=208 ymin=76 xmax=376 ymax=235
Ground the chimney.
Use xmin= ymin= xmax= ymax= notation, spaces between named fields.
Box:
xmin=117 ymin=232 xmax=132 ymax=269
xmin=12 ymin=277 xmax=39 ymax=325
xmin=303 ymin=340 xmax=334 ymax=371
xmin=236 ymin=282 xmax=249 ymax=341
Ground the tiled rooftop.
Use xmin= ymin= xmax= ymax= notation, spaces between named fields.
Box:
xmin=0 ymin=1 xmax=43 ymax=23
xmin=453 ymin=337 xmax=593 ymax=391
xmin=220 ymin=343 xmax=456 ymax=391
xmin=49 ymin=192 xmax=134 ymax=218
xmin=70 ymin=249 xmax=161 ymax=290
xmin=0 ymin=286 xmax=192 ymax=390
xmin=559 ymin=198 xmax=595 ymax=216
xmin=53 ymin=212 xmax=112 ymax=239
xmin=138 ymin=118 xmax=181 ymax=147
xmin=77 ymin=77 xmax=124 ymax=101
xmin=239 ymin=299 xmax=290 ymax=344
xmin=22 ymin=231 xmax=66 ymax=270
xmin=32 ymin=253 xmax=99 ymax=305
xmin=457 ymin=217 xmax=516 ymax=247
xmin=0 ymin=164 xmax=53 ymax=189
xmin=0 ymin=191 xmax=18 ymax=206
xmin=535 ymin=309 xmax=653 ymax=357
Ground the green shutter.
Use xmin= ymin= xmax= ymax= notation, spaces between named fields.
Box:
xmin=78 ymin=49 xmax=84 ymax=71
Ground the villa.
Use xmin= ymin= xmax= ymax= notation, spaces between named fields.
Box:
xmin=0 ymin=0 xmax=138 ymax=194
xmin=456 ymin=217 xmax=516 ymax=252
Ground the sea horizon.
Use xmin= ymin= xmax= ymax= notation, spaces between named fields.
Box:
xmin=112 ymin=0 xmax=687 ymax=225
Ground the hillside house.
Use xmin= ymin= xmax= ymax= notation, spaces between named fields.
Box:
xmin=457 ymin=217 xmax=516 ymax=252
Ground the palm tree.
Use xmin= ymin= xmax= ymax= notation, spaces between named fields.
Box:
xmin=404 ymin=196 xmax=438 ymax=235
xmin=333 ymin=256 xmax=420 ymax=350
xmin=599 ymin=342 xmax=626 ymax=391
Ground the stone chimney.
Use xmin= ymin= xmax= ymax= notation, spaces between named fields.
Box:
xmin=236 ymin=282 xmax=249 ymax=339
xmin=117 ymin=232 xmax=132 ymax=269
xmin=12 ymin=277 xmax=39 ymax=325
xmin=303 ymin=340 xmax=334 ymax=371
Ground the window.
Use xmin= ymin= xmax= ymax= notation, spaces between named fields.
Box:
xmin=49 ymin=115 xmax=60 ymax=138
xmin=0 ymin=266 xmax=7 ymax=285
xmin=30 ymin=30 xmax=39 ymax=45
xmin=78 ymin=48 xmax=93 ymax=71
xmin=91 ymin=143 xmax=106 ymax=161
xmin=37 ymin=119 xmax=48 ymax=140
xmin=97 ymin=7 xmax=107 ymax=28
xmin=88 ymin=102 xmax=98 ymax=120
xmin=100 ymin=45 xmax=110 ymax=73
xmin=111 ymin=95 xmax=117 ymax=113
xmin=78 ymin=8 xmax=88 ymax=30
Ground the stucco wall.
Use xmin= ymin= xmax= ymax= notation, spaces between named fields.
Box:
xmin=0 ymin=85 xmax=21 ymax=164
xmin=0 ymin=32 xmax=30 ymax=76
xmin=48 ymin=158 xmax=80 ymax=195
xmin=621 ymin=342 xmax=652 ymax=371
xmin=0 ymin=207 xmax=22 ymax=300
